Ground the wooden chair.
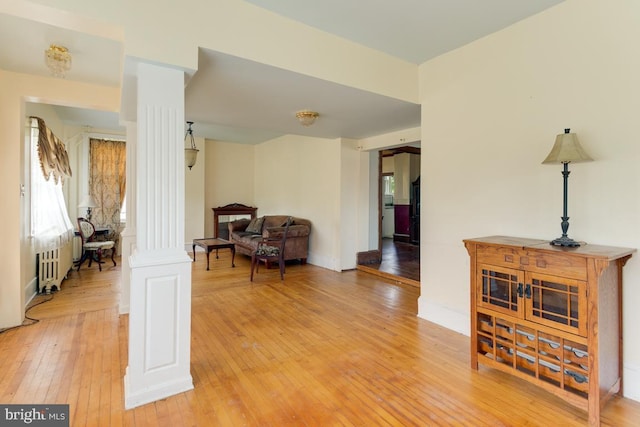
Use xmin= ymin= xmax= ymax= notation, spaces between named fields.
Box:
xmin=250 ymin=217 xmax=292 ymax=281
xmin=76 ymin=217 xmax=116 ymax=271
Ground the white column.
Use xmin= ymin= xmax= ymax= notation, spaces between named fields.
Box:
xmin=119 ymin=121 xmax=137 ymax=315
xmin=124 ymin=62 xmax=193 ymax=409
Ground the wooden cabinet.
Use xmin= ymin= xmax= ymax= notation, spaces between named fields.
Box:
xmin=464 ymin=236 xmax=635 ymax=427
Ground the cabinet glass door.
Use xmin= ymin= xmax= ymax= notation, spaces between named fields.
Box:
xmin=477 ymin=264 xmax=523 ymax=317
xmin=524 ymin=272 xmax=586 ymax=336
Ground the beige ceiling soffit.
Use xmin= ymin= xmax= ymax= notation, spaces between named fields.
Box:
xmin=1 ymin=1 xmax=124 ymax=42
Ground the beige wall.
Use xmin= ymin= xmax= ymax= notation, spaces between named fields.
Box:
xmin=359 ymin=127 xmax=421 ymax=152
xmin=418 ymin=0 xmax=640 ymax=399
xmin=0 ymin=70 xmax=27 ymax=327
xmin=382 ymin=156 xmax=394 ymax=174
xmin=203 ymin=139 xmax=255 ymax=238
xmin=340 ymin=139 xmax=363 ymax=270
xmin=253 ymin=135 xmax=343 ymax=270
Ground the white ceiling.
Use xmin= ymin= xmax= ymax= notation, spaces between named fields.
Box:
xmin=244 ymin=0 xmax=563 ymax=64
xmin=0 ymin=0 xmax=563 ymax=144
xmin=185 ymin=49 xmax=421 ymax=143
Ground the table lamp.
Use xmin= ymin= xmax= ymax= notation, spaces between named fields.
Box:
xmin=542 ymin=128 xmax=593 ymax=247
xmin=78 ymin=194 xmax=98 ymax=221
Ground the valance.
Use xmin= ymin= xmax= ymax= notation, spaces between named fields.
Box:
xmin=30 ymin=116 xmax=72 ymax=183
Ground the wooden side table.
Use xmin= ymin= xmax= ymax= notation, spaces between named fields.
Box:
xmin=192 ymin=238 xmax=235 ymax=270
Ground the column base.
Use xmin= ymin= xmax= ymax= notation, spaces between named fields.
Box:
xmin=125 ymin=250 xmax=192 ymax=409
xmin=124 ymin=367 xmax=193 ymax=409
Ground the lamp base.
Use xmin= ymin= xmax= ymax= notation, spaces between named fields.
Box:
xmin=550 ymin=236 xmax=581 ymax=247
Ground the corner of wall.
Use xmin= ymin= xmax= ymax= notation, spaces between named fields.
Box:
xmin=24 ymin=277 xmax=38 ymax=308
xmin=624 ymin=362 xmax=640 ymax=402
xmin=417 ymin=295 xmax=469 ymax=337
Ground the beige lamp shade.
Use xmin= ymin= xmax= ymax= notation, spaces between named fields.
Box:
xmin=542 ymin=128 xmax=593 ymax=164
xmin=78 ymin=194 xmax=97 ymax=221
xmin=78 ymin=194 xmax=97 ymax=208
xmin=185 ymin=121 xmax=198 ymax=170
xmin=185 ymin=147 xmax=198 ymax=169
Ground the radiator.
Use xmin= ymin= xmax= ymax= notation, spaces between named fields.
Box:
xmin=37 ymin=239 xmax=73 ymax=293
xmin=72 ymin=235 xmax=82 ymax=261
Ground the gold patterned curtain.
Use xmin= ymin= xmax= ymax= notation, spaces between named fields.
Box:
xmin=89 ymin=138 xmax=126 ymax=240
xmin=29 ymin=117 xmax=75 ymax=252
xmin=31 ymin=116 xmax=72 ymax=183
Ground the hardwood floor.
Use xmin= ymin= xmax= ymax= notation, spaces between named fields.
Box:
xmin=1 ymin=252 xmax=640 ymax=426
xmin=357 ymin=238 xmax=420 ymax=286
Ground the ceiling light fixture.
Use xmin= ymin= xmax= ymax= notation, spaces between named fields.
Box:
xmin=44 ymin=44 xmax=72 ymax=78
xmin=296 ymin=110 xmax=319 ymax=126
xmin=185 ymin=121 xmax=199 ymax=170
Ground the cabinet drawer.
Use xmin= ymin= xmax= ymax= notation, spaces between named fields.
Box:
xmin=476 ymin=245 xmax=522 ymax=268
xmin=521 ymin=251 xmax=587 ymax=281
xmin=476 ymin=245 xmax=587 ymax=280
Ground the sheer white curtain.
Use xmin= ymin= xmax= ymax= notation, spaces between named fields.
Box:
xmin=30 ymin=117 xmax=74 ymax=252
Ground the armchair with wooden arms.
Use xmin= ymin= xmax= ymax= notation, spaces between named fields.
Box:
xmin=250 ymin=217 xmax=292 ymax=281
xmin=76 ymin=217 xmax=116 ymax=271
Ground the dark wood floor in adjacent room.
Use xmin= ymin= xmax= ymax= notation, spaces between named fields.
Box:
xmin=358 ymin=238 xmax=420 ymax=286
xmin=1 ymin=251 xmax=639 ymax=426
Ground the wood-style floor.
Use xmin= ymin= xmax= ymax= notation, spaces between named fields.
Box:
xmin=1 ymin=252 xmax=640 ymax=426
xmin=358 ymin=238 xmax=420 ymax=287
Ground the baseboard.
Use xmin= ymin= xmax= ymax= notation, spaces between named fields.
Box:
xmin=24 ymin=276 xmax=38 ymax=306
xmin=307 ymin=253 xmax=340 ymax=272
xmin=124 ymin=371 xmax=193 ymax=409
xmin=357 ymin=264 xmax=419 ymax=287
xmin=624 ymin=362 xmax=640 ymax=402
xmin=184 ymin=244 xmax=203 ymax=254
xmin=417 ymin=297 xmax=469 ymax=336
xmin=119 ymin=301 xmax=130 ymax=315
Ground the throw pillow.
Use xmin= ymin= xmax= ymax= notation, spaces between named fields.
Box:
xmin=245 ymin=218 xmax=258 ymax=231
xmin=246 ymin=216 xmax=264 ymax=234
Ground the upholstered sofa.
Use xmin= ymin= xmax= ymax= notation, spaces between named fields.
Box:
xmin=228 ymin=215 xmax=311 ymax=263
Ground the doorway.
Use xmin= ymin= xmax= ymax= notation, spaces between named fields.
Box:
xmin=357 ymin=146 xmax=421 ymax=285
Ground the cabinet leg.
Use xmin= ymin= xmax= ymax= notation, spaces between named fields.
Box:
xmin=587 ymin=396 xmax=599 ymax=427
xmin=470 ymin=345 xmax=478 ymax=370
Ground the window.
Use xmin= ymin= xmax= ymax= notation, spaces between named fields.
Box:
xmin=383 ymin=173 xmax=394 ymax=206
xmin=30 ymin=117 xmax=74 ymax=252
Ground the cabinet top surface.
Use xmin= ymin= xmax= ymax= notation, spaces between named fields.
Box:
xmin=463 ymin=235 xmax=636 ymax=260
